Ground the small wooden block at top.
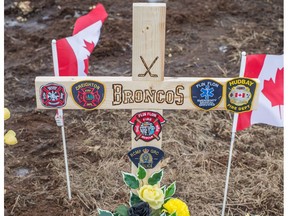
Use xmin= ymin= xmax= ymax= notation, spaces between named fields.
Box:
xmin=132 ymin=3 xmax=166 ymax=81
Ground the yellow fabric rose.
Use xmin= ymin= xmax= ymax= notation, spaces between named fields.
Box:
xmin=4 ymin=130 xmax=18 ymax=145
xmin=138 ymin=185 xmax=164 ymax=210
xmin=163 ymin=198 xmax=190 ymax=216
xmin=4 ymin=108 xmax=11 ymax=121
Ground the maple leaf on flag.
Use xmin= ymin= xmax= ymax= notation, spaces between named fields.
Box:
xmin=262 ymin=68 xmax=284 ymax=106
xmin=261 ymin=68 xmax=284 ymax=119
xmin=83 ymin=40 xmax=95 ymax=73
xmin=84 ymin=40 xmax=95 ymax=53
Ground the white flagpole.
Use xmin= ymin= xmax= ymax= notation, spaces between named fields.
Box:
xmin=51 ymin=39 xmax=72 ymax=200
xmin=221 ymin=51 xmax=246 ymax=216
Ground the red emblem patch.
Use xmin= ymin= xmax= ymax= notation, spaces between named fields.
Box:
xmin=71 ymin=81 xmax=105 ymax=110
xmin=76 ymin=87 xmax=101 ymax=108
xmin=129 ymin=111 xmax=166 ymax=142
xmin=40 ymin=83 xmax=67 ymax=108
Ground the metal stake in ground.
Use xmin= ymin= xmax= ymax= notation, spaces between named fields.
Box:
xmin=221 ymin=51 xmax=247 ymax=216
xmin=51 ymin=39 xmax=72 ymax=200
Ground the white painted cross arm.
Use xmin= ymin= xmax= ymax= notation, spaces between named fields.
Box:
xmin=35 ymin=76 xmax=260 ymax=113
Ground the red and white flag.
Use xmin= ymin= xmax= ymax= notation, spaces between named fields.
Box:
xmin=55 ymin=3 xmax=108 ymax=76
xmin=54 ymin=3 xmax=107 ymax=126
xmin=236 ymin=54 xmax=284 ymax=131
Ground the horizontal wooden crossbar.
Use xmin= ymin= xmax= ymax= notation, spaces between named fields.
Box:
xmin=35 ymin=76 xmax=259 ymax=111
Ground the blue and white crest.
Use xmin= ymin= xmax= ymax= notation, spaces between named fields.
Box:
xmin=191 ymin=79 xmax=223 ymax=110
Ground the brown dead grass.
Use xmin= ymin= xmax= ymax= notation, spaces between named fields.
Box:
xmin=49 ymin=110 xmax=283 ymax=216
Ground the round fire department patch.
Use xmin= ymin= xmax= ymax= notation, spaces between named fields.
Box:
xmin=71 ymin=80 xmax=105 ymax=110
xmin=129 ymin=111 xmax=166 ymax=142
xmin=40 ymin=83 xmax=67 ymax=108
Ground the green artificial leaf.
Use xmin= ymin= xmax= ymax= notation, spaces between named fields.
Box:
xmin=129 ymin=191 xmax=142 ymax=206
xmin=137 ymin=164 xmax=147 ymax=180
xmin=115 ymin=205 xmax=128 ymax=216
xmin=160 ymin=212 xmax=167 ymax=216
xmin=148 ymin=169 xmax=163 ymax=186
xmin=98 ymin=209 xmax=114 ymax=216
xmin=161 ymin=185 xmax=166 ymax=194
xmin=151 ymin=209 xmax=162 ymax=216
xmin=122 ymin=172 xmax=140 ymax=189
xmin=165 ymin=182 xmax=176 ymax=199
xmin=169 ymin=212 xmax=177 ymax=216
xmin=164 ymin=197 xmax=171 ymax=204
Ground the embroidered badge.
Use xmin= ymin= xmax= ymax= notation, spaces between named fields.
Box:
xmin=226 ymin=78 xmax=257 ymax=113
xmin=191 ymin=79 xmax=223 ymax=110
xmin=129 ymin=111 xmax=166 ymax=142
xmin=40 ymin=83 xmax=67 ymax=108
xmin=71 ymin=80 xmax=105 ymax=109
xmin=128 ymin=146 xmax=164 ymax=169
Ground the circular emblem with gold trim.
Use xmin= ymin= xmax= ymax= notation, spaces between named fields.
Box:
xmin=71 ymin=80 xmax=105 ymax=109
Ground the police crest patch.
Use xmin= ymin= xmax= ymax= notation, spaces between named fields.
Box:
xmin=226 ymin=78 xmax=257 ymax=113
xmin=129 ymin=111 xmax=166 ymax=142
xmin=71 ymin=80 xmax=105 ymax=110
xmin=191 ymin=79 xmax=223 ymax=110
xmin=40 ymin=83 xmax=67 ymax=108
xmin=128 ymin=146 xmax=164 ymax=169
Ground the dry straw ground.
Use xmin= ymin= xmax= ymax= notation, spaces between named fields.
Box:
xmin=50 ymin=110 xmax=283 ymax=216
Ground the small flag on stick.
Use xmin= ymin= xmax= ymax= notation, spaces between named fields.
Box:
xmin=221 ymin=52 xmax=284 ymax=216
xmin=236 ymin=54 xmax=284 ymax=131
xmin=51 ymin=3 xmax=108 ymax=200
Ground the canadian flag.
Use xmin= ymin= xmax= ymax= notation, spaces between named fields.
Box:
xmin=234 ymin=93 xmax=246 ymax=98
xmin=53 ymin=4 xmax=107 ymax=126
xmin=236 ymin=54 xmax=284 ymax=131
xmin=55 ymin=3 xmax=108 ymax=76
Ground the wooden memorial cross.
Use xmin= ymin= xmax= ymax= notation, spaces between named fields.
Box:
xmin=35 ymin=3 xmax=259 ymax=178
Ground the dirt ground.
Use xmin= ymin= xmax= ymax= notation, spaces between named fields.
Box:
xmin=4 ymin=0 xmax=283 ymax=215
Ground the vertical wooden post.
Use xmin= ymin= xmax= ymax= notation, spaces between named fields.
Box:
xmin=131 ymin=3 xmax=166 ymax=176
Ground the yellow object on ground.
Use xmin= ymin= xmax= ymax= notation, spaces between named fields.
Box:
xmin=4 ymin=130 xmax=18 ymax=145
xmin=4 ymin=108 xmax=11 ymax=121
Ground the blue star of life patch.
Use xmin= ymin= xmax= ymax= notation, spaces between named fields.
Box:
xmin=200 ymin=85 xmax=214 ymax=99
xmin=191 ymin=79 xmax=223 ymax=110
